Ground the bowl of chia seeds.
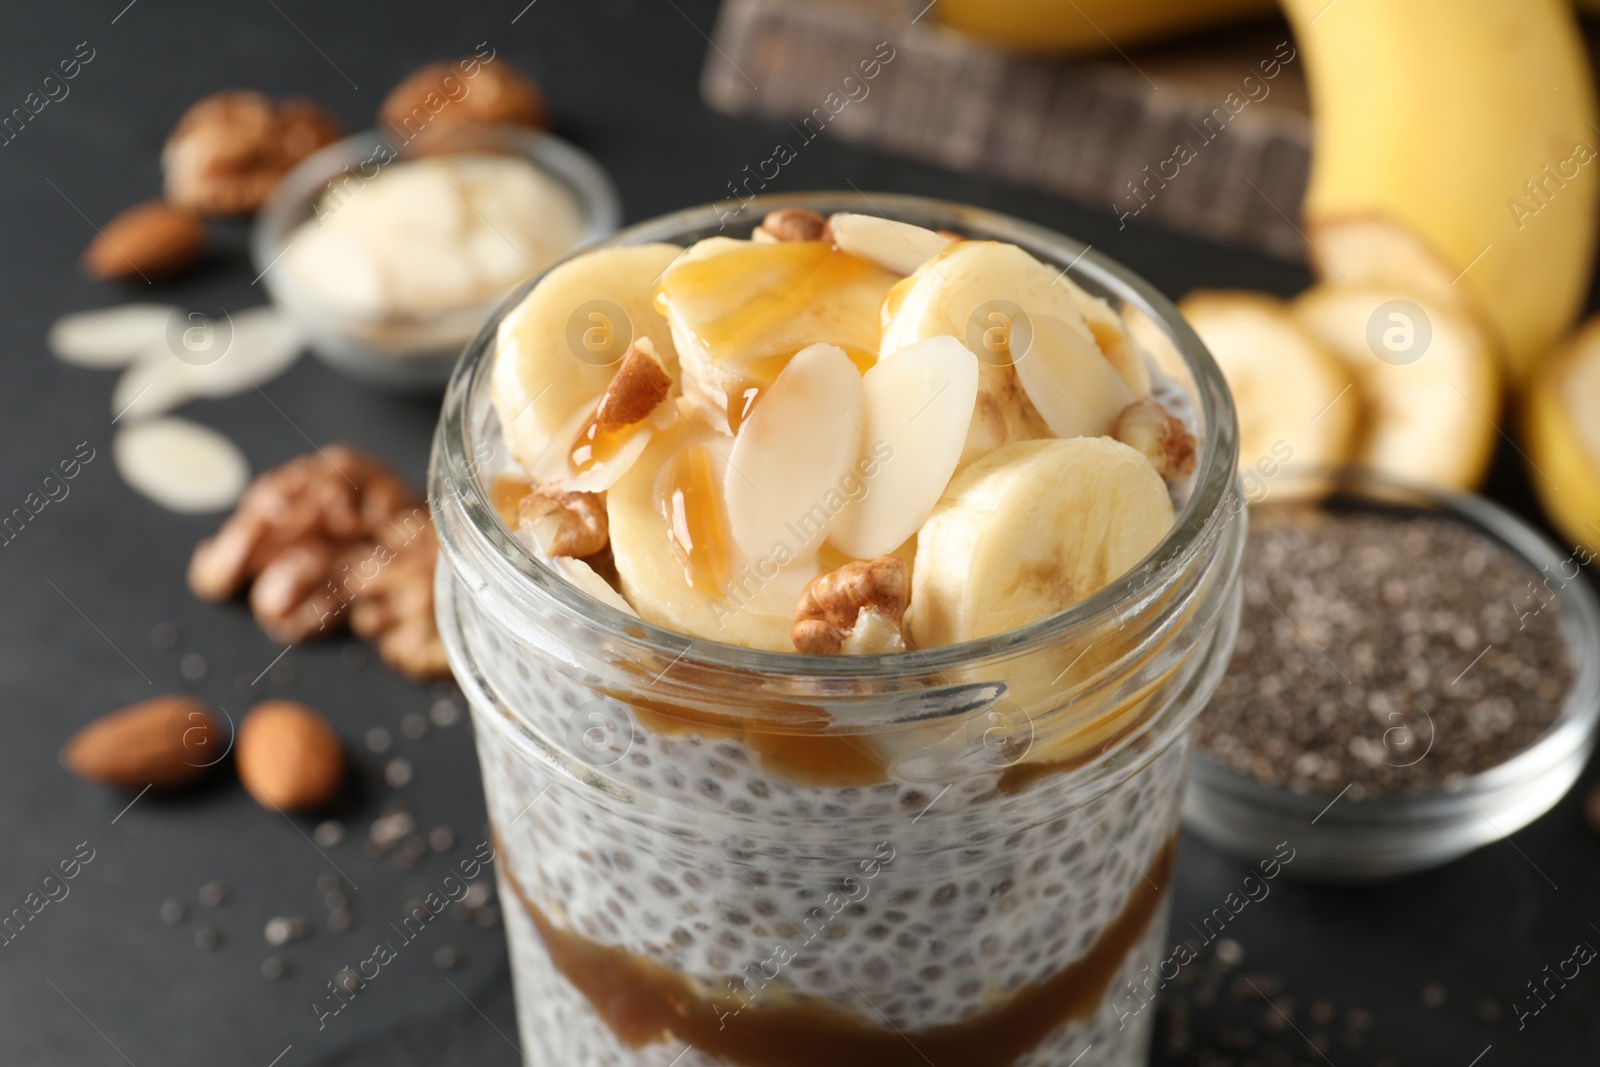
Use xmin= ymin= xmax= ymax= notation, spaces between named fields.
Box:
xmin=1184 ymin=471 xmax=1600 ymax=881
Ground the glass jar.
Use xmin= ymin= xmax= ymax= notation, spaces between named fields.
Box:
xmin=430 ymin=193 xmax=1245 ymax=1067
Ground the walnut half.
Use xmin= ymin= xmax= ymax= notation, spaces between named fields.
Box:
xmin=792 ymin=556 xmax=909 ymax=655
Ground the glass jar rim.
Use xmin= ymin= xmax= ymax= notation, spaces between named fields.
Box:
xmin=432 ymin=190 xmax=1241 ymax=680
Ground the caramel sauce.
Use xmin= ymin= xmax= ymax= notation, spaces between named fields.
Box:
xmin=569 ymin=412 xmax=633 ymax=477
xmin=490 ymin=474 xmax=532 ymax=528
xmin=499 ymin=832 xmax=1178 ymax=1066
xmin=660 ymin=442 xmax=734 ymax=593
xmin=613 ymin=686 xmax=887 ymax=789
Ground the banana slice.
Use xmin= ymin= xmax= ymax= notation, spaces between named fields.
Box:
xmin=1179 ymin=291 xmax=1358 ymax=489
xmin=826 ymin=213 xmax=954 ymax=276
xmin=658 ymin=238 xmax=898 ymax=433
xmin=607 ymin=422 xmax=799 ymax=651
xmin=724 ymin=343 xmax=864 ymax=560
xmin=1293 ymin=284 xmax=1500 ymax=491
xmin=908 ymin=437 xmax=1174 ymax=647
xmin=1526 ymin=315 xmax=1600 ymax=556
xmin=491 ymin=244 xmax=683 ymax=474
xmin=828 ymin=336 xmax=979 ymax=559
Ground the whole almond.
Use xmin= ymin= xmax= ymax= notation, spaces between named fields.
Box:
xmin=236 ymin=700 xmax=344 ymax=811
xmin=82 ymin=201 xmax=205 ymax=282
xmin=62 ymin=695 xmax=220 ymax=789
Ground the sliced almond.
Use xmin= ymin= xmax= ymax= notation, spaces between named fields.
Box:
xmin=1012 ymin=313 xmax=1136 ymax=439
xmin=188 ymin=306 xmax=306 ymax=398
xmin=113 ymin=417 xmax=250 ymax=514
xmin=827 ymin=336 xmax=978 ymax=560
xmin=49 ymin=304 xmax=179 ymax=369
xmin=827 ymin=213 xmax=954 ymax=275
xmin=723 ymin=343 xmax=864 ymax=559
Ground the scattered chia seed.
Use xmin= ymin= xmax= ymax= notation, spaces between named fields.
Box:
xmin=262 ymin=956 xmax=288 ymax=981
xmin=428 ymin=826 xmax=455 ymax=852
xmin=312 ymin=820 xmax=345 ymax=848
xmin=429 ymin=698 xmax=461 ymax=728
xmin=1199 ymin=508 xmax=1573 ymax=797
xmin=1215 ymin=937 xmax=1245 ymax=968
xmin=159 ymin=898 xmax=186 ymax=925
xmin=1420 ymin=981 xmax=1447 ymax=1009
xmin=324 ymin=889 xmax=349 ymax=912
xmin=150 ymin=622 xmax=179 ymax=650
xmin=365 ymin=727 xmax=392 ymax=754
xmin=400 ymin=712 xmax=429 ymax=740
xmin=198 ymin=881 xmax=228 ymax=907
xmin=263 ymin=916 xmax=309 ymax=946
xmin=195 ymin=926 xmax=221 ymax=951
xmin=384 ymin=758 xmax=414 ymax=789
xmin=433 ymin=946 xmax=462 ymax=970
xmin=1309 ymin=1000 xmax=1335 ymax=1025
xmin=316 ymin=873 xmax=341 ymax=895
xmin=179 ymin=652 xmax=208 ymax=681
xmin=272 ymin=659 xmax=297 ymax=685
xmin=474 ymin=904 xmax=501 ymax=929
xmin=394 ymin=835 xmax=427 ymax=868
xmin=1476 ymin=998 xmax=1503 ymax=1025
xmin=327 ymin=909 xmax=354 ymax=933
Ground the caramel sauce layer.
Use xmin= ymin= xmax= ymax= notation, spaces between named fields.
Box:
xmin=500 ymin=834 xmax=1177 ymax=1066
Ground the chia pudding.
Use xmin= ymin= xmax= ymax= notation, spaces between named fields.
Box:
xmin=430 ymin=197 xmax=1245 ymax=1066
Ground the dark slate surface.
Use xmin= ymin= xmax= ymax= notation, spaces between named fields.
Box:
xmin=1 ymin=1 xmax=1597 ymax=1064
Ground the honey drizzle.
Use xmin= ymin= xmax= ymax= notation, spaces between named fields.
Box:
xmin=660 ymin=442 xmax=734 ymax=593
xmin=568 ymin=412 xmax=633 ymax=477
xmin=498 ymin=831 xmax=1178 ymax=1067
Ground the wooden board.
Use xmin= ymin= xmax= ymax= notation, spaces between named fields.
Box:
xmin=702 ymin=0 xmax=1312 ymax=258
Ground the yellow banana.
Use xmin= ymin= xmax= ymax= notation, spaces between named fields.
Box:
xmin=1280 ymin=0 xmax=1600 ymax=380
xmin=1524 ymin=316 xmax=1600 ymax=556
xmin=937 ymin=0 xmax=1277 ymax=55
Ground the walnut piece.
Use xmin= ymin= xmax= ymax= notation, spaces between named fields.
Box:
xmin=346 ymin=522 xmax=450 ymax=681
xmin=380 ymin=58 xmax=549 ymax=138
xmin=163 ymin=91 xmax=342 ymax=215
xmin=759 ymin=208 xmax=828 ymax=243
xmin=1115 ymin=398 xmax=1197 ymax=481
xmin=594 ymin=340 xmax=671 ymax=432
xmin=519 ymin=486 xmax=608 ymax=558
xmin=189 ymin=446 xmax=450 ymax=680
xmin=792 ymin=556 xmax=909 ymax=655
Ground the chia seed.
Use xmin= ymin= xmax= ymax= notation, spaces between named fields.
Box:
xmin=1198 ymin=508 xmax=1573 ymax=797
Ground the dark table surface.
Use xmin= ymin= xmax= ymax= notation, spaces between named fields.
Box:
xmin=4 ymin=1 xmax=1599 ymax=1065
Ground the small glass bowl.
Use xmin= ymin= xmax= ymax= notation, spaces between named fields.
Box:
xmin=1183 ymin=471 xmax=1600 ymax=882
xmin=251 ymin=124 xmax=620 ymax=392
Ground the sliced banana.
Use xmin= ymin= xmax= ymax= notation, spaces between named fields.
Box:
xmin=908 ymin=437 xmax=1174 ymax=647
xmin=1293 ymin=284 xmax=1499 ymax=491
xmin=658 ymin=238 xmax=897 ymax=433
xmin=826 ymin=213 xmax=954 ymax=276
xmin=1180 ymin=291 xmax=1359 ymax=489
xmin=607 ymin=423 xmax=797 ymax=651
xmin=828 ymin=336 xmax=978 ymax=560
xmin=1525 ymin=316 xmax=1600 ymax=556
xmin=724 ymin=343 xmax=864 ymax=560
xmin=491 ymin=244 xmax=683 ymax=474
xmin=49 ymin=304 xmax=178 ymax=369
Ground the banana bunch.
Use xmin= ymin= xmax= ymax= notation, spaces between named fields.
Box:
xmin=490 ymin=214 xmax=1185 ymax=653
